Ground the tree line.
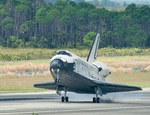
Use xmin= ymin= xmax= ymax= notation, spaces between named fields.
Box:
xmin=0 ymin=0 xmax=150 ymax=48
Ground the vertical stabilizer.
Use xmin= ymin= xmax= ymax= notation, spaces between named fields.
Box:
xmin=87 ymin=33 xmax=100 ymax=63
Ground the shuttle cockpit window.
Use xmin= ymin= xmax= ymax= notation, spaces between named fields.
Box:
xmin=57 ymin=51 xmax=72 ymax=57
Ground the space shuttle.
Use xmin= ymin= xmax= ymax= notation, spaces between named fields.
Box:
xmin=34 ymin=33 xmax=141 ymax=103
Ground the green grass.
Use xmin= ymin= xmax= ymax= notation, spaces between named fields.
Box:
xmin=0 ymin=75 xmax=53 ymax=93
xmin=0 ymin=59 xmax=50 ymax=66
xmin=109 ymin=72 xmax=150 ymax=88
xmin=0 ymin=48 xmax=57 ymax=61
xmin=0 ymin=48 xmax=150 ymax=61
xmin=97 ymin=55 xmax=150 ymax=63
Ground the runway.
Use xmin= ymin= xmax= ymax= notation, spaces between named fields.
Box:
xmin=0 ymin=88 xmax=150 ymax=115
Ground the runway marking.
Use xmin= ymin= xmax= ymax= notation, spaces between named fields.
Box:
xmin=0 ymin=91 xmax=56 ymax=96
xmin=0 ymin=105 xmax=150 ymax=115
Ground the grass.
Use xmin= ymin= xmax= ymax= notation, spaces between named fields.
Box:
xmin=0 ymin=59 xmax=50 ymax=66
xmin=97 ymin=55 xmax=150 ymax=63
xmin=108 ymin=72 xmax=150 ymax=88
xmin=1 ymin=48 xmax=150 ymax=61
xmin=0 ymin=48 xmax=57 ymax=61
xmin=0 ymin=75 xmax=53 ymax=93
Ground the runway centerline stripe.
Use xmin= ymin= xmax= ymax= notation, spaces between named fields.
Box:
xmin=0 ymin=105 xmax=150 ymax=115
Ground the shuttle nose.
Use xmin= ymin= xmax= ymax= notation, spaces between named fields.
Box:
xmin=50 ymin=59 xmax=63 ymax=69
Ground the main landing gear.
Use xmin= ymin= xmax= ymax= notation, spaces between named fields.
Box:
xmin=61 ymin=96 xmax=69 ymax=102
xmin=93 ymin=97 xmax=100 ymax=103
xmin=93 ymin=87 xmax=102 ymax=103
xmin=61 ymin=87 xmax=69 ymax=102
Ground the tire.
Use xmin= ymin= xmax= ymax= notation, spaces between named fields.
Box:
xmin=66 ymin=97 xmax=69 ymax=102
xmin=93 ymin=97 xmax=96 ymax=103
xmin=97 ymin=97 xmax=100 ymax=103
xmin=61 ymin=97 xmax=65 ymax=102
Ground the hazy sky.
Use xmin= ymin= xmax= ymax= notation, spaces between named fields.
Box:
xmin=86 ymin=0 xmax=150 ymax=4
xmin=107 ymin=0 xmax=150 ymax=4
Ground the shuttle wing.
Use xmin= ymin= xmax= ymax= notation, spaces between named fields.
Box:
xmin=94 ymin=81 xmax=142 ymax=94
xmin=87 ymin=33 xmax=100 ymax=63
xmin=34 ymin=77 xmax=141 ymax=94
xmin=34 ymin=82 xmax=56 ymax=90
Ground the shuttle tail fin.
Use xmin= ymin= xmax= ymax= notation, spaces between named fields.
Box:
xmin=87 ymin=33 xmax=100 ymax=63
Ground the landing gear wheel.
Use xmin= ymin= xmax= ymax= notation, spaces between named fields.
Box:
xmin=61 ymin=87 xmax=69 ymax=103
xmin=66 ymin=97 xmax=69 ymax=102
xmin=93 ymin=97 xmax=100 ymax=103
xmin=61 ymin=96 xmax=69 ymax=102
xmin=93 ymin=87 xmax=102 ymax=103
xmin=93 ymin=97 xmax=96 ymax=103
xmin=61 ymin=96 xmax=65 ymax=102
xmin=97 ymin=97 xmax=100 ymax=103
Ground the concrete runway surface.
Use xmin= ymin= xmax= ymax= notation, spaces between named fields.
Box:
xmin=0 ymin=88 xmax=150 ymax=115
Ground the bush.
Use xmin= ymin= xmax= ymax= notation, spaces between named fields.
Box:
xmin=8 ymin=36 xmax=24 ymax=48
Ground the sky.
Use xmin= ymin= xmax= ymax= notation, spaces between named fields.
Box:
xmin=86 ymin=0 xmax=150 ymax=4
xmin=111 ymin=0 xmax=150 ymax=4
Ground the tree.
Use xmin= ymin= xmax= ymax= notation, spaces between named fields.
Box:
xmin=83 ymin=32 xmax=96 ymax=47
xmin=0 ymin=0 xmax=150 ymax=48
xmin=1 ymin=17 xmax=14 ymax=32
xmin=125 ymin=3 xmax=137 ymax=14
xmin=36 ymin=7 xmax=49 ymax=23
xmin=126 ymin=25 xmax=148 ymax=47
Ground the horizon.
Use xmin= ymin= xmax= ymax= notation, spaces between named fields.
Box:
xmin=86 ymin=0 xmax=150 ymax=4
